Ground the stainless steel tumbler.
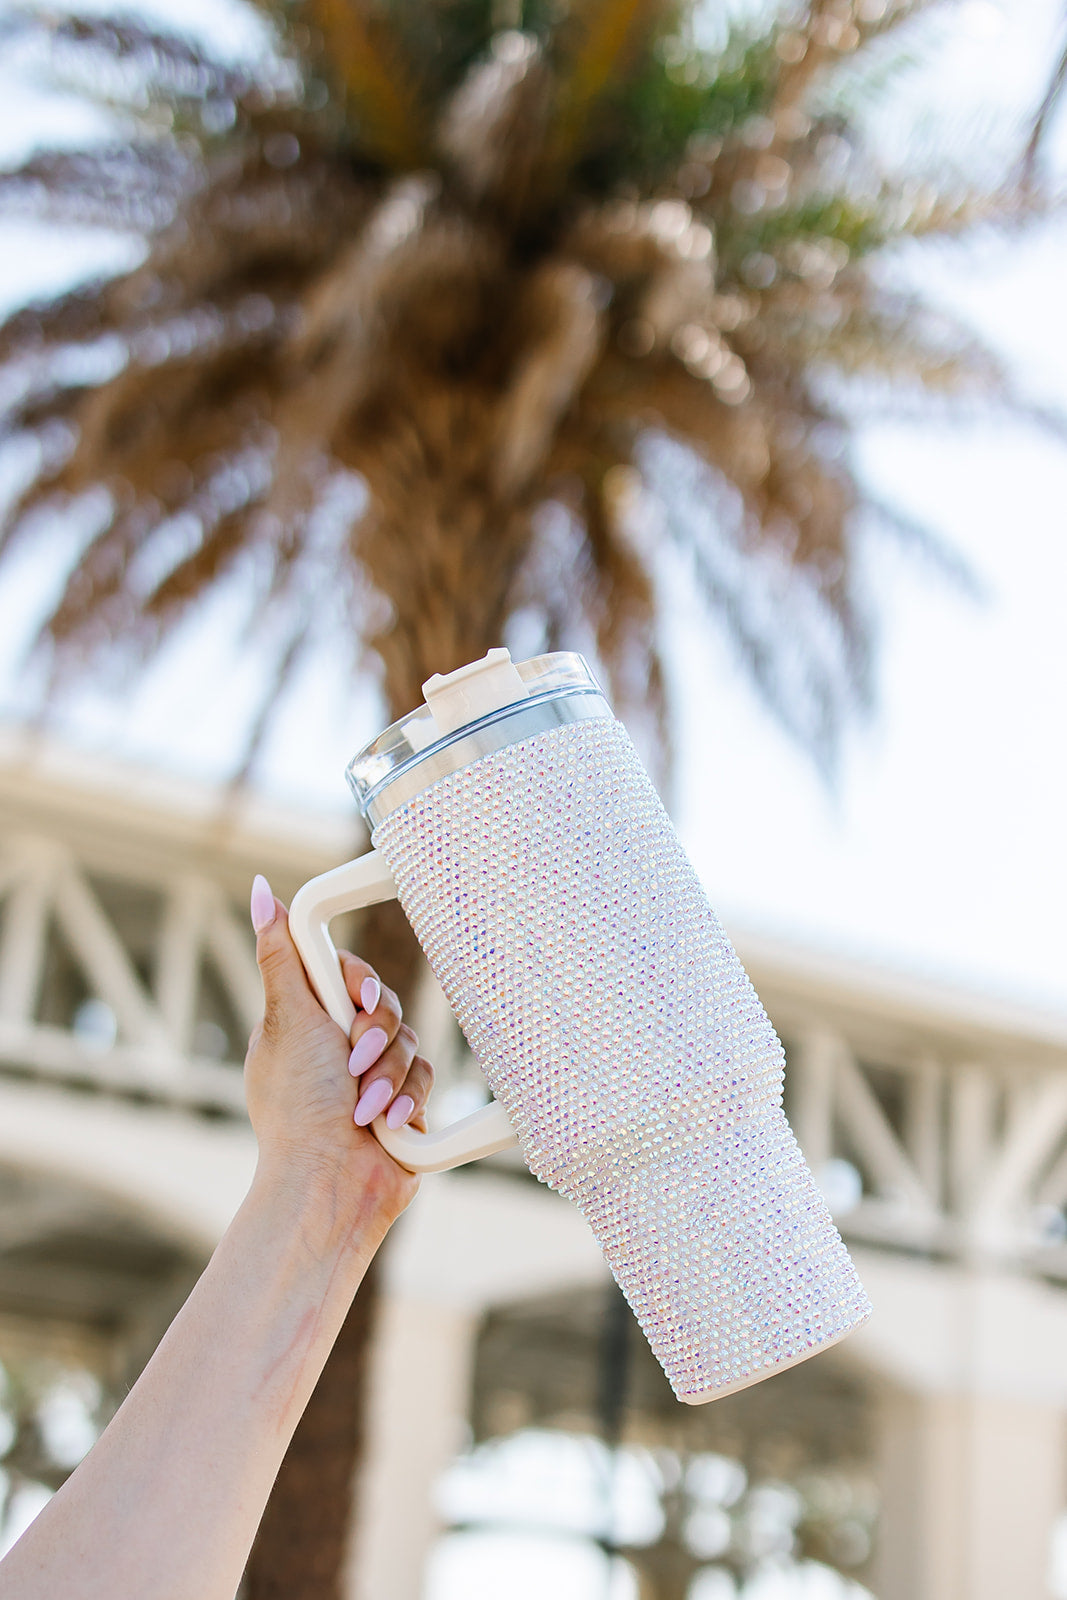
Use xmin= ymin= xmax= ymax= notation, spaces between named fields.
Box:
xmin=290 ymin=649 xmax=870 ymax=1403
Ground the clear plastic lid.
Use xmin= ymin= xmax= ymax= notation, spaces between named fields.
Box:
xmin=346 ymin=651 xmax=603 ymax=815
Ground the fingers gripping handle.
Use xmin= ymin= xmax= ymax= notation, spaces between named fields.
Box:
xmin=289 ymin=855 xmax=392 ymax=1033
xmin=287 ymin=852 xmax=518 ymax=1174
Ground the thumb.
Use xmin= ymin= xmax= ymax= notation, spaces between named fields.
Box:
xmin=250 ymin=875 xmax=316 ymax=1031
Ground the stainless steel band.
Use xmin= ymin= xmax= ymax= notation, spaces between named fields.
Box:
xmin=362 ymin=690 xmax=613 ymax=828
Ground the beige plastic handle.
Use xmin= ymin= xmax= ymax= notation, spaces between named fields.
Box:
xmin=288 ymin=853 xmax=518 ymax=1174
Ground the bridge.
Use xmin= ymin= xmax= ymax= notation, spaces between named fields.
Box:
xmin=1 ymin=727 xmax=1065 ymax=1600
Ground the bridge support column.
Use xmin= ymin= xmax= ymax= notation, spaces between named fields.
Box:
xmin=344 ymin=1170 xmax=608 ymax=1599
xmin=347 ymin=1293 xmax=476 ymax=1600
xmin=875 ymin=1387 xmax=1063 ymax=1600
xmin=857 ymin=1251 xmax=1067 ymax=1600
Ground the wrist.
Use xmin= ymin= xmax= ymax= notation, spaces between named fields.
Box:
xmin=247 ymin=1150 xmax=398 ymax=1270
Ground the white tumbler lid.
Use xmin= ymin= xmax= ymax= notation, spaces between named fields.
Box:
xmin=346 ymin=649 xmax=604 ymax=817
xmin=422 ymin=648 xmax=529 ymax=735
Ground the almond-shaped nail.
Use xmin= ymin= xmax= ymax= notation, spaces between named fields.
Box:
xmin=250 ymin=874 xmax=275 ymax=934
xmin=348 ymin=1027 xmax=388 ymax=1078
xmin=360 ymin=976 xmax=381 ymax=1014
xmin=354 ymin=1076 xmax=393 ymax=1127
xmin=386 ymin=1094 xmax=415 ymax=1130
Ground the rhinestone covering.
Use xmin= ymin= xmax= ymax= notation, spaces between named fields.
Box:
xmin=372 ymin=717 xmax=871 ymax=1402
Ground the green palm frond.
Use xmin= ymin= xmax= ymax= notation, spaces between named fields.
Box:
xmin=543 ymin=0 xmax=671 ymax=180
xmin=569 ymin=21 xmax=782 ymax=196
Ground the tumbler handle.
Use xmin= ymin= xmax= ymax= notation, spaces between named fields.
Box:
xmin=288 ymin=853 xmax=519 ymax=1174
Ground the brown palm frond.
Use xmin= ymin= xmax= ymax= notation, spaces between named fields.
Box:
xmin=0 ymin=143 xmax=194 ymax=232
xmin=638 ymin=419 xmax=863 ymax=771
xmin=582 ymin=467 xmax=671 ymax=785
xmin=38 ymin=509 xmax=153 ymax=664
xmin=0 ymin=281 xmax=118 ymax=363
xmin=702 ymin=2 xmax=954 ymax=249
xmin=898 ymin=180 xmax=1063 ymax=240
xmin=770 ymin=0 xmax=864 ymax=119
xmin=0 ymin=147 xmax=371 ymax=366
xmin=575 ymin=344 xmax=863 ymax=742
xmin=754 ymin=287 xmax=1005 ymax=396
xmin=0 ymin=144 xmax=378 ymax=568
xmin=489 ymin=261 xmax=605 ymax=497
xmin=1018 ymin=16 xmax=1067 ymax=192
xmin=852 ymin=0 xmax=951 ymax=44
xmin=693 ymin=7 xmax=870 ymax=226
xmin=438 ymin=37 xmax=554 ymax=218
xmin=1 ymin=8 xmax=269 ymax=103
xmin=229 ymin=616 xmax=311 ymax=789
xmin=583 ymin=352 xmax=789 ymax=534
xmin=864 ymin=493 xmax=980 ymax=595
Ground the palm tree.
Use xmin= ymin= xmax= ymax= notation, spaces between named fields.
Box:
xmin=0 ymin=0 xmax=1048 ymax=1593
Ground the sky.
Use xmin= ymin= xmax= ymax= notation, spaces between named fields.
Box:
xmin=0 ymin=0 xmax=1065 ymax=1027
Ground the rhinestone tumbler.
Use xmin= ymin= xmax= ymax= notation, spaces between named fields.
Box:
xmin=290 ymin=649 xmax=870 ymax=1403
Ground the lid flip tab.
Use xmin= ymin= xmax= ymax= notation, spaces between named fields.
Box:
xmin=422 ymin=647 xmax=529 ymax=736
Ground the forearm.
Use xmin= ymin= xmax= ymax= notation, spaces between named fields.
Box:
xmin=0 ymin=1167 xmax=389 ymax=1600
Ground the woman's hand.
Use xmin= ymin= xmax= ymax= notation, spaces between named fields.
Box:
xmin=244 ymin=874 xmax=433 ymax=1235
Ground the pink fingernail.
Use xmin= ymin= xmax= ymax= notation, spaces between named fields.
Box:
xmin=348 ymin=1027 xmax=388 ymax=1077
xmin=360 ymin=976 xmax=381 ymax=1013
xmin=386 ymin=1094 xmax=415 ymax=1130
xmin=250 ymin=874 xmax=275 ymax=933
xmin=354 ymin=1077 xmax=393 ymax=1127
